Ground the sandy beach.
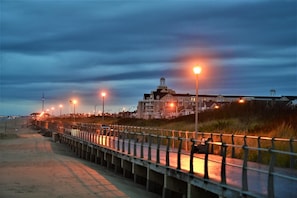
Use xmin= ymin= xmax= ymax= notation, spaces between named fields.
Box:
xmin=0 ymin=118 xmax=160 ymax=198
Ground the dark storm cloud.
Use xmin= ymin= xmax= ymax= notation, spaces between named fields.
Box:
xmin=1 ymin=0 xmax=296 ymax=115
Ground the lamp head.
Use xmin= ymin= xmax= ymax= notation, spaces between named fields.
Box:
xmin=193 ymin=66 xmax=202 ymax=75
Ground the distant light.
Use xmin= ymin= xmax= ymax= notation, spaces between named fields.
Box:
xmin=101 ymin=92 xmax=106 ymax=97
xmin=239 ymin=98 xmax=245 ymax=103
xmin=193 ymin=66 xmax=202 ymax=75
xmin=214 ymin=105 xmax=220 ymax=109
xmin=170 ymin=102 xmax=174 ymax=107
xmin=59 ymin=104 xmax=63 ymax=108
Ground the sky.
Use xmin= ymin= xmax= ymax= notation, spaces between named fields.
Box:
xmin=0 ymin=0 xmax=296 ymax=116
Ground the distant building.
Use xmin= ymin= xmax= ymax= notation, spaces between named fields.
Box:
xmin=136 ymin=78 xmax=297 ymax=119
xmin=137 ymin=77 xmax=206 ymax=119
xmin=30 ymin=112 xmax=50 ymax=120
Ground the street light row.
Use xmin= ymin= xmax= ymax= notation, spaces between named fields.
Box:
xmin=42 ymin=66 xmax=201 ymax=127
xmin=70 ymin=65 xmax=202 ymax=133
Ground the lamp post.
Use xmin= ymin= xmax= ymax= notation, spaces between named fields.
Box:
xmin=70 ymin=99 xmax=77 ymax=122
xmin=51 ymin=107 xmax=55 ymax=116
xmin=193 ymin=66 xmax=201 ymax=138
xmin=73 ymin=100 xmax=77 ymax=115
xmin=101 ymin=92 xmax=106 ymax=122
xmin=59 ymin=104 xmax=63 ymax=116
xmin=94 ymin=105 xmax=98 ymax=116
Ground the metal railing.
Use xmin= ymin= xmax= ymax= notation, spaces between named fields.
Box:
xmin=111 ymin=125 xmax=297 ymax=169
xmin=34 ymin=120 xmax=297 ymax=197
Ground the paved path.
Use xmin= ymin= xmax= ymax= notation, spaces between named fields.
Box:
xmin=0 ymin=121 xmax=160 ymax=198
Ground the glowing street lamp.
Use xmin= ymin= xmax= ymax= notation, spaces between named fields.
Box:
xmin=193 ymin=65 xmax=201 ymax=138
xmin=94 ymin=104 xmax=98 ymax=116
xmin=101 ymin=92 xmax=106 ymax=122
xmin=239 ymin=98 xmax=245 ymax=104
xmin=73 ymin=100 xmax=77 ymax=114
xmin=70 ymin=99 xmax=77 ymax=122
xmin=51 ymin=107 xmax=55 ymax=116
xmin=59 ymin=104 xmax=63 ymax=116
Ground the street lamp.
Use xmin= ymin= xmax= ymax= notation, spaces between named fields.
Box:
xmin=94 ymin=105 xmax=98 ymax=116
xmin=239 ymin=98 xmax=245 ymax=104
xmin=59 ymin=104 xmax=63 ymax=116
xmin=193 ymin=66 xmax=201 ymax=138
xmin=51 ymin=107 xmax=55 ymax=116
xmin=101 ymin=92 xmax=106 ymax=122
xmin=70 ymin=99 xmax=77 ymax=122
xmin=73 ymin=100 xmax=77 ymax=114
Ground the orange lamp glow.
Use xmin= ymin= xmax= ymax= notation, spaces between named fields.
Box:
xmin=239 ymin=99 xmax=245 ymax=104
xmin=193 ymin=66 xmax=202 ymax=75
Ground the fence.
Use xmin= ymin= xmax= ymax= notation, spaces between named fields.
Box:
xmin=34 ymin=120 xmax=297 ymax=197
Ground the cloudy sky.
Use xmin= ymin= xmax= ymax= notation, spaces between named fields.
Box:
xmin=1 ymin=0 xmax=296 ymax=116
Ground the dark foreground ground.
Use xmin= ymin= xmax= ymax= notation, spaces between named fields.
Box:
xmin=0 ymin=118 xmax=160 ymax=198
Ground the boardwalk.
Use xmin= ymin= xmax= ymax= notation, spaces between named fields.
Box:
xmin=34 ymin=119 xmax=297 ymax=197
xmin=0 ymin=118 xmax=160 ymax=198
xmin=67 ymin=132 xmax=297 ymax=198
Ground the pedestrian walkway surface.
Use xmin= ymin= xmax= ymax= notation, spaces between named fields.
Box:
xmin=0 ymin=119 xmax=160 ymax=198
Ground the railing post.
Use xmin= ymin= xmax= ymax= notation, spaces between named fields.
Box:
xmin=128 ymin=132 xmax=131 ymax=154
xmin=221 ymin=143 xmax=227 ymax=185
xmin=177 ymin=137 xmax=182 ymax=170
xmin=148 ymin=134 xmax=152 ymax=161
xmin=220 ymin=133 xmax=223 ymax=156
xmin=268 ymin=147 xmax=275 ymax=198
xmin=243 ymin=135 xmax=247 ymax=146
xmin=242 ymin=145 xmax=249 ymax=191
xmin=186 ymin=131 xmax=189 ymax=151
xmin=112 ymin=132 xmax=116 ymax=149
xmin=172 ymin=130 xmax=175 ymax=148
xmin=122 ymin=131 xmax=125 ymax=153
xmin=257 ymin=136 xmax=262 ymax=163
xmin=156 ymin=135 xmax=160 ymax=164
xmin=204 ymin=139 xmax=210 ymax=179
xmin=108 ymin=130 xmax=112 ymax=146
xmin=105 ymin=131 xmax=107 ymax=145
xmin=134 ymin=134 xmax=137 ymax=157
xmin=290 ymin=138 xmax=294 ymax=168
xmin=231 ymin=134 xmax=235 ymax=158
xmin=166 ymin=136 xmax=170 ymax=167
xmin=210 ymin=133 xmax=214 ymax=154
xmin=117 ymin=131 xmax=120 ymax=151
xmin=189 ymin=138 xmax=195 ymax=174
xmin=141 ymin=133 xmax=144 ymax=158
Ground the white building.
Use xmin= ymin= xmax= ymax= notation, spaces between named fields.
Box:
xmin=137 ymin=78 xmax=218 ymax=119
xmin=137 ymin=78 xmax=297 ymax=119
